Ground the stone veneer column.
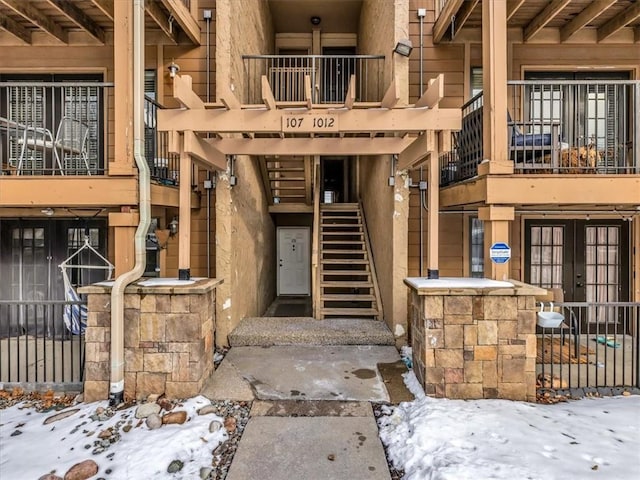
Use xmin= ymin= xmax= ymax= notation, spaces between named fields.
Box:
xmin=406 ymin=279 xmax=545 ymax=402
xmin=80 ymin=278 xmax=221 ymax=402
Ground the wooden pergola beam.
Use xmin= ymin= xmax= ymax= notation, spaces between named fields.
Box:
xmin=381 ymin=80 xmax=399 ymax=109
xmin=160 ymin=0 xmax=200 ymax=45
xmin=173 ymin=74 xmax=205 ymax=109
xmin=204 ymin=137 xmax=416 ymax=156
xmin=598 ymin=2 xmax=640 ymax=42
xmin=183 ymin=130 xmax=227 ymax=171
xmin=560 ymin=0 xmax=616 ymax=42
xmin=144 ymin=0 xmax=178 ymax=45
xmin=0 ymin=11 xmax=31 ymax=43
xmin=452 ymin=0 xmax=479 ymax=40
xmin=506 ymin=0 xmax=525 ymax=21
xmin=88 ymin=0 xmax=114 ymax=21
xmin=304 ymin=75 xmax=313 ymax=109
xmin=397 ymin=132 xmax=435 ymax=170
xmin=523 ymin=0 xmax=571 ymax=42
xmin=219 ymin=83 xmax=241 ymax=110
xmin=432 ymin=0 xmax=464 ymax=43
xmin=0 ymin=0 xmax=68 ymax=43
xmin=158 ymin=107 xmax=462 ymax=134
xmin=45 ymin=0 xmax=105 ymax=43
xmin=261 ymin=76 xmax=276 ymax=110
xmin=415 ymin=74 xmax=444 ymax=109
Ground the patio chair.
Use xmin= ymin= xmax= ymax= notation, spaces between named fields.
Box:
xmin=508 ymin=111 xmax=568 ymax=168
xmin=17 ymin=116 xmax=91 ymax=175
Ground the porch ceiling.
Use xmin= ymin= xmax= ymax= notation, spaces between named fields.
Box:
xmin=434 ymin=0 xmax=640 ymax=43
xmin=0 ymin=0 xmax=200 ymax=46
xmin=158 ymin=74 xmax=461 ymax=171
xmin=268 ymin=0 xmax=362 ymax=34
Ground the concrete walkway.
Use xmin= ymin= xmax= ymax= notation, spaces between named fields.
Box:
xmin=202 ymin=344 xmax=412 ymax=480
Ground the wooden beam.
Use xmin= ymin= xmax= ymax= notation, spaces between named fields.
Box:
xmin=144 ymin=0 xmax=178 ymax=44
xmin=183 ymin=130 xmax=227 ymax=171
xmin=45 ymin=0 xmax=105 ymax=43
xmin=598 ymin=2 xmax=640 ymax=42
xmin=257 ymin=156 xmax=274 ymax=205
xmin=158 ymin=108 xmax=462 ymax=134
xmin=452 ymin=0 xmax=479 ymax=39
xmin=397 ymin=132 xmax=435 ymax=170
xmin=426 ymin=154 xmax=439 ymax=276
xmin=205 ymin=137 xmax=415 ymax=156
xmin=261 ymin=76 xmax=276 ymax=110
xmin=381 ymin=80 xmax=399 ymax=109
xmin=178 ymin=145 xmax=191 ymax=275
xmin=0 ymin=0 xmax=67 ymax=43
xmin=344 ymin=75 xmax=356 ymax=110
xmin=304 ymin=75 xmax=312 ymax=109
xmin=219 ymin=83 xmax=241 ymax=110
xmin=523 ymin=0 xmax=571 ymax=42
xmin=506 ymin=0 xmax=525 ymax=21
xmin=0 ymin=11 xmax=31 ymax=43
xmin=415 ymin=74 xmax=444 ymax=109
xmin=88 ymin=0 xmax=114 ymax=21
xmin=560 ymin=0 xmax=616 ymax=42
xmin=173 ymin=74 xmax=205 ymax=109
xmin=304 ymin=155 xmax=312 ymax=205
xmin=636 ymin=26 xmax=640 ymax=43
xmin=160 ymin=0 xmax=201 ymax=45
xmin=432 ymin=0 xmax=464 ymax=43
xmin=268 ymin=204 xmax=313 ymax=214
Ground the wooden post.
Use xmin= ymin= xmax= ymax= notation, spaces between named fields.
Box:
xmin=111 ymin=0 xmax=134 ymax=176
xmin=178 ymin=141 xmax=192 ymax=280
xmin=478 ymin=206 xmax=514 ymax=281
xmin=109 ymin=211 xmax=138 ymax=276
xmin=427 ymin=153 xmax=439 ymax=278
xmin=479 ymin=0 xmax=511 ymax=175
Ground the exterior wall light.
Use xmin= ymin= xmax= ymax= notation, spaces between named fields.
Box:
xmin=41 ymin=208 xmax=55 ymax=216
xmin=168 ymin=60 xmax=180 ymax=78
xmin=393 ymin=39 xmax=413 ymax=57
xmin=168 ymin=217 xmax=179 ymax=236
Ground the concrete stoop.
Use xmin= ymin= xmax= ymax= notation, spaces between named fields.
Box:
xmin=228 ymin=317 xmax=396 ymax=347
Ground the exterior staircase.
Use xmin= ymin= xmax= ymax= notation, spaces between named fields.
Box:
xmin=318 ymin=203 xmax=382 ymax=320
xmin=259 ymin=156 xmax=311 ymax=205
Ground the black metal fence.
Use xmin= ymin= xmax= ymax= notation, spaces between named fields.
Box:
xmin=144 ymin=96 xmax=180 ymax=186
xmin=536 ymin=302 xmax=640 ymax=391
xmin=0 ymin=299 xmax=85 ymax=389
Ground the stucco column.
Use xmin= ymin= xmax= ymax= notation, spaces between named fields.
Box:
xmin=478 ymin=206 xmax=514 ymax=281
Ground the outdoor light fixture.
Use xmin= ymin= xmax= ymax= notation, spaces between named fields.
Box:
xmin=41 ymin=207 xmax=54 ymax=216
xmin=168 ymin=60 xmax=180 ymax=78
xmin=168 ymin=217 xmax=179 ymax=236
xmin=310 ymin=16 xmax=321 ymax=26
xmin=393 ymin=39 xmax=413 ymax=57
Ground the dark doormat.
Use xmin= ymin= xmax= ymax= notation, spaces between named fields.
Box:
xmin=274 ymin=303 xmax=309 ymax=317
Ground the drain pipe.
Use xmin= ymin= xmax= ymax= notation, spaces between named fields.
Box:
xmin=418 ymin=9 xmax=425 ymax=276
xmin=109 ymin=0 xmax=150 ymax=406
xmin=204 ymin=9 xmax=213 ymax=277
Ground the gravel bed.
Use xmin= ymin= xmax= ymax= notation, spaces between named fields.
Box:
xmin=372 ymin=402 xmax=404 ymax=480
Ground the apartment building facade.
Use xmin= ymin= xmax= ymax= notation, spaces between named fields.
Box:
xmin=0 ymin=0 xmax=638 ymax=398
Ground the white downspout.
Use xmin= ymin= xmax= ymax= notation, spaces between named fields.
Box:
xmin=109 ymin=0 xmax=149 ymax=405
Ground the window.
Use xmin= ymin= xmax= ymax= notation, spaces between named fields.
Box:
xmin=470 ymin=67 xmax=483 ymax=97
xmin=469 ymin=217 xmax=484 ymax=278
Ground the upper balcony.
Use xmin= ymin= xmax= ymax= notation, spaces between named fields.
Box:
xmin=242 ymin=55 xmax=385 ymax=105
xmin=440 ymin=80 xmax=640 ymax=186
xmin=0 ymin=81 xmax=178 ymax=186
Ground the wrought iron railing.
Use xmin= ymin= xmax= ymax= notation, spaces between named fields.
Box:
xmin=440 ymin=80 xmax=640 ymax=185
xmin=0 ymin=82 xmax=112 ymax=176
xmin=536 ymin=302 xmax=640 ymax=392
xmin=243 ymin=55 xmax=385 ymax=104
xmin=0 ymin=299 xmax=85 ymax=388
xmin=145 ymin=96 xmax=179 ymax=186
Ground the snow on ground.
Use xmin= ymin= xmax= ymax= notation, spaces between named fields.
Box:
xmin=378 ymin=372 xmax=640 ymax=480
xmin=0 ymin=395 xmax=227 ymax=479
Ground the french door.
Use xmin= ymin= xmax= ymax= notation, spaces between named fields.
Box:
xmin=525 ymin=219 xmax=630 ymax=330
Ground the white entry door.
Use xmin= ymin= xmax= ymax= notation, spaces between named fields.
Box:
xmin=277 ymin=227 xmax=310 ymax=295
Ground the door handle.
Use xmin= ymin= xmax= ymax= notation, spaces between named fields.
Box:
xmin=279 ymin=259 xmax=283 ymax=267
xmin=576 ymin=282 xmax=584 ymax=288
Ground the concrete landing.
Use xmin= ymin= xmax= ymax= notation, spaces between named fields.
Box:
xmin=229 ymin=317 xmax=395 ymax=346
xmin=201 ymin=345 xmax=402 ymax=402
xmin=226 ymin=416 xmax=391 ymax=480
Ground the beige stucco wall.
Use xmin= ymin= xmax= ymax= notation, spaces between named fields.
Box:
xmin=360 ymin=155 xmax=409 ymax=344
xmin=216 ymin=0 xmax=274 ymax=103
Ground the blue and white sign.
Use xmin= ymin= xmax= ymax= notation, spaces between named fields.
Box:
xmin=489 ymin=242 xmax=511 ymax=264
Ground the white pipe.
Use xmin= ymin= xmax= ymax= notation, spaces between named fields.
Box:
xmin=109 ymin=0 xmax=150 ymax=405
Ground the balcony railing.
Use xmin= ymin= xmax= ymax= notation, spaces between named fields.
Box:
xmin=145 ymin=96 xmax=180 ymax=186
xmin=0 ymin=82 xmax=112 ymax=176
xmin=243 ymin=55 xmax=385 ymax=105
xmin=440 ymin=80 xmax=640 ymax=186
